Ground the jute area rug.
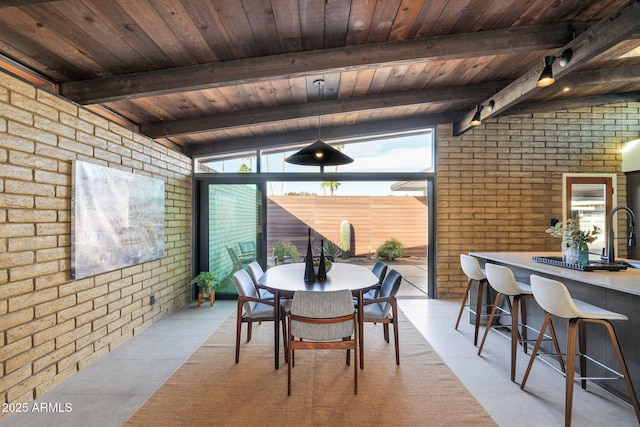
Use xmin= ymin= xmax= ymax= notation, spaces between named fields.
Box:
xmin=124 ymin=310 xmax=496 ymax=426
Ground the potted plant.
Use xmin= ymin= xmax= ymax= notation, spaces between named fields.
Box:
xmin=190 ymin=271 xmax=218 ymax=305
xmin=546 ymin=218 xmax=600 ymax=264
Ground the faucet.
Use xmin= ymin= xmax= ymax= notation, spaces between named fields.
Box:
xmin=603 ymin=206 xmax=637 ymax=264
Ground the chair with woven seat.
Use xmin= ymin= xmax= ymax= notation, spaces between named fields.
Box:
xmin=362 ymin=269 xmax=403 ymax=365
xmin=478 ymin=263 xmax=562 ymax=382
xmin=232 ymin=269 xmax=288 ymax=364
xmin=521 ymin=275 xmax=640 ymax=427
xmin=287 ymin=289 xmax=358 ymax=396
xmin=456 ymin=254 xmax=489 ymax=346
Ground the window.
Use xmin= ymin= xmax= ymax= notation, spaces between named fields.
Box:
xmin=563 ymin=174 xmax=616 ymax=253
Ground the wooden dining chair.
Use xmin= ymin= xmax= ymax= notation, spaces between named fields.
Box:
xmin=362 ymin=269 xmax=403 ymax=365
xmin=362 ymin=261 xmax=388 ymax=301
xmin=247 ymin=261 xmax=274 ymax=300
xmin=232 ymin=269 xmax=288 ymax=364
xmin=287 ymin=289 xmax=358 ymax=396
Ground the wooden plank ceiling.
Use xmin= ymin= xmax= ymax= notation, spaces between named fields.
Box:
xmin=1 ymin=0 xmax=640 ymax=157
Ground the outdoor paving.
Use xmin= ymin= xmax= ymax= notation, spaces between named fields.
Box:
xmin=335 ymin=257 xmax=428 ymax=298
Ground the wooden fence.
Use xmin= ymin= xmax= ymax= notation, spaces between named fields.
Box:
xmin=267 ymin=195 xmax=427 ymax=258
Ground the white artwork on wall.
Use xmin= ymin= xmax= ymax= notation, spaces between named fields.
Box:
xmin=71 ymin=160 xmax=165 ymax=279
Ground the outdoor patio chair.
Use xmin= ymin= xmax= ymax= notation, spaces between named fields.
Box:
xmin=227 ymin=246 xmax=252 ymax=272
xmin=239 ymin=241 xmax=257 ymax=259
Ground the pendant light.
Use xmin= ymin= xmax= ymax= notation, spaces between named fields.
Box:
xmin=285 ymin=79 xmax=353 ymax=172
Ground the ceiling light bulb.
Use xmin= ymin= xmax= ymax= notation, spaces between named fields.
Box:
xmin=314 ymin=151 xmax=324 ymax=159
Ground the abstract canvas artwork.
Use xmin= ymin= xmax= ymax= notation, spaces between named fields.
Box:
xmin=71 ymin=161 xmax=165 ymax=279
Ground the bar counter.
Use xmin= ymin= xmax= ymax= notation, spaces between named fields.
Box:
xmin=470 ymin=252 xmax=640 ymax=296
xmin=470 ymin=251 xmax=640 ymax=403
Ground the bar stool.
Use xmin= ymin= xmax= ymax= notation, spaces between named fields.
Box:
xmin=456 ymin=254 xmax=488 ymax=346
xmin=477 ymin=264 xmax=562 ymax=382
xmin=521 ymin=275 xmax=640 ymax=427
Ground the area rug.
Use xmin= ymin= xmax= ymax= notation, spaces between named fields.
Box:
xmin=124 ymin=311 xmax=496 ymax=426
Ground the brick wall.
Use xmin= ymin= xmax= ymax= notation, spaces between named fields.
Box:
xmin=0 ymin=70 xmax=192 ymax=411
xmin=435 ymin=105 xmax=639 ymax=298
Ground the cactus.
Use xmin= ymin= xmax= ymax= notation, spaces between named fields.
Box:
xmin=340 ymin=220 xmax=350 ymax=259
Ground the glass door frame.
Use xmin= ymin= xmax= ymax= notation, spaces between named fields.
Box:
xmin=193 ymin=171 xmax=436 ymax=298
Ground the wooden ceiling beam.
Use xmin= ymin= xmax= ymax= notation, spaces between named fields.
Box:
xmin=0 ymin=1 xmax=55 ymax=8
xmin=141 ymin=81 xmax=508 ymax=138
xmin=452 ymin=0 xmax=640 ymax=136
xmin=141 ymin=61 xmax=640 ymax=139
xmin=186 ymin=91 xmax=640 ymax=159
xmin=186 ymin=115 xmax=454 ymax=158
xmin=59 ymin=23 xmax=574 ymax=104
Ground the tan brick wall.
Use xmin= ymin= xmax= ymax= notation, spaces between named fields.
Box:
xmin=0 ymin=70 xmax=192 ymax=410
xmin=436 ymin=104 xmax=638 ymax=298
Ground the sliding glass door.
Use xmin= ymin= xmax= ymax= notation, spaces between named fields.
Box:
xmin=194 ymin=180 xmax=264 ymax=298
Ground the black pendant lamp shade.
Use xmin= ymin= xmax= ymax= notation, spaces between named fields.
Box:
xmin=285 ymin=139 xmax=354 ymax=169
xmin=285 ymin=79 xmax=354 ymax=172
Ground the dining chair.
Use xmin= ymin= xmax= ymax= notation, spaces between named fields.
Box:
xmin=232 ymin=269 xmax=288 ymax=364
xmin=287 ymin=289 xmax=358 ymax=396
xmin=247 ymin=261 xmax=275 ymax=300
xmin=362 ymin=269 xmax=403 ymax=365
xmin=362 ymin=261 xmax=388 ymax=301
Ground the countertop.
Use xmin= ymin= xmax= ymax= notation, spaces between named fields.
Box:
xmin=470 ymin=252 xmax=640 ymax=296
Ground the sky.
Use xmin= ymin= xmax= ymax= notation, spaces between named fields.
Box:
xmin=203 ymin=131 xmax=433 ymax=196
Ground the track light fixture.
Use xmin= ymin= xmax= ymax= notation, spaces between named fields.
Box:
xmin=469 ymin=100 xmax=495 ymax=127
xmin=285 ymin=79 xmax=353 ymax=172
xmin=536 ymin=48 xmax=573 ymax=88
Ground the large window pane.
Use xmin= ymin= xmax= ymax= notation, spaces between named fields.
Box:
xmin=260 ymin=131 xmax=433 ymax=174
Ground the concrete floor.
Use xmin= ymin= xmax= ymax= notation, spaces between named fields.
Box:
xmin=1 ymin=264 xmax=638 ymax=426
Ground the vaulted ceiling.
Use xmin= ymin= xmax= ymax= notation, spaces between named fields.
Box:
xmin=2 ymin=0 xmax=640 ymax=159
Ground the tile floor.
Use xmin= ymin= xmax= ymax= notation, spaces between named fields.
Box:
xmin=1 ymin=270 xmax=638 ymax=426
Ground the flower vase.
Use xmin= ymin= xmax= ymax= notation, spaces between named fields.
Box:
xmin=566 ymin=244 xmax=578 ymax=264
xmin=561 ymin=241 xmax=570 ymax=262
xmin=577 ymin=239 xmax=590 ymax=266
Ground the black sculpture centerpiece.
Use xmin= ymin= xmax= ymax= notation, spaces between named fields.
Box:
xmin=304 ymin=228 xmax=315 ymax=282
xmin=317 ymin=239 xmax=327 ymax=280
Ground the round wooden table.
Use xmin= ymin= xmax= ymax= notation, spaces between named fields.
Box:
xmin=258 ymin=262 xmax=379 ymax=370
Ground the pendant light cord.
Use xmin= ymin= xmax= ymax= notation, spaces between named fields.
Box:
xmin=314 ymin=79 xmax=324 ymax=141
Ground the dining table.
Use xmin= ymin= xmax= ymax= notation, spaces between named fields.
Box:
xmin=257 ymin=262 xmax=379 ymax=370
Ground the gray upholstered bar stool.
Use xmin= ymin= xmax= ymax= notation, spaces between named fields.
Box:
xmin=456 ymin=254 xmax=488 ymax=346
xmin=521 ymin=275 xmax=640 ymax=427
xmin=478 ymin=263 xmax=561 ymax=382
